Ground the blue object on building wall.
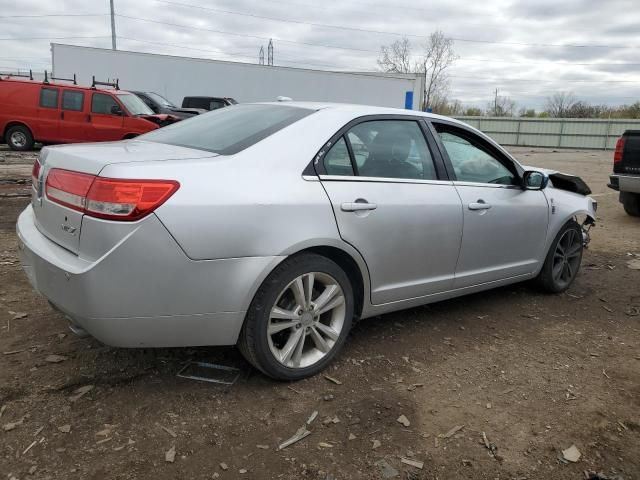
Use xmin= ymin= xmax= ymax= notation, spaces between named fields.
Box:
xmin=404 ymin=91 xmax=413 ymax=110
xmin=425 ymin=107 xmax=433 ymax=113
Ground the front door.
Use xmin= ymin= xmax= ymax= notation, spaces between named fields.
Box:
xmin=318 ymin=118 xmax=463 ymax=305
xmin=59 ymin=89 xmax=87 ymax=143
xmin=88 ymin=92 xmax=125 ymax=141
xmin=432 ymin=123 xmax=549 ymax=288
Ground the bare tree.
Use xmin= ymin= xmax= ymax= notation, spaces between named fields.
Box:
xmin=487 ymin=94 xmax=516 ymax=116
xmin=377 ymin=32 xmax=457 ymax=110
xmin=377 ymin=38 xmax=413 ymax=73
xmin=415 ymin=31 xmax=458 ymax=110
xmin=544 ymin=92 xmax=577 ymax=117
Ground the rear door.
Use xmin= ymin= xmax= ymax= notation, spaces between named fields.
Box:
xmin=36 ymin=86 xmax=60 ymax=141
xmin=431 ymin=121 xmax=549 ymax=288
xmin=88 ymin=92 xmax=124 ymax=141
xmin=318 ymin=116 xmax=463 ymax=305
xmin=59 ymin=89 xmax=88 ymax=143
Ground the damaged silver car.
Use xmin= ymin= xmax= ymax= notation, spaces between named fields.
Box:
xmin=17 ymin=103 xmax=597 ymax=380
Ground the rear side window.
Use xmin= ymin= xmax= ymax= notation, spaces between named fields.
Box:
xmin=91 ymin=93 xmax=119 ymax=114
xmin=141 ymin=104 xmax=314 ymax=155
xmin=324 ymin=137 xmax=354 ymax=176
xmin=39 ymin=88 xmax=59 ymax=108
xmin=62 ymin=90 xmax=84 ymax=111
xmin=209 ymin=100 xmax=226 ymax=110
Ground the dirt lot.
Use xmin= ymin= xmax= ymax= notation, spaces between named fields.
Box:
xmin=1 ymin=145 xmax=638 ymax=480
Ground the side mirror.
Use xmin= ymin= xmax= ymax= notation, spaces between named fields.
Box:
xmin=522 ymin=170 xmax=549 ymax=190
xmin=110 ymin=105 xmax=123 ymax=116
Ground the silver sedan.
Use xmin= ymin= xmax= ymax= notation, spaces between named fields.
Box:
xmin=17 ymin=102 xmax=597 ymax=380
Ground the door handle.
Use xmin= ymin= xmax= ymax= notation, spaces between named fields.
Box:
xmin=86 ymin=114 xmax=91 ymax=122
xmin=468 ymin=200 xmax=492 ymax=211
xmin=341 ymin=201 xmax=377 ymax=212
xmin=60 ymin=111 xmax=64 ymax=120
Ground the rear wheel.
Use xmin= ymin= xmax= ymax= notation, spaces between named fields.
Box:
xmin=621 ymin=192 xmax=640 ymax=217
xmin=536 ymin=220 xmax=583 ymax=293
xmin=6 ymin=125 xmax=34 ymax=151
xmin=239 ymin=253 xmax=353 ymax=381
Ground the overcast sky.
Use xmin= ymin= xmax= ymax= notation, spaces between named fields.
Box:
xmin=1 ymin=0 xmax=639 ymax=110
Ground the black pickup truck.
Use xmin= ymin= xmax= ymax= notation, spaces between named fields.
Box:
xmin=608 ymin=131 xmax=640 ymax=217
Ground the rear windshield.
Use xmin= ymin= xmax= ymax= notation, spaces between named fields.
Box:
xmin=141 ymin=104 xmax=314 ymax=155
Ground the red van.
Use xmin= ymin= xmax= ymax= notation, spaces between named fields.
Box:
xmin=0 ymin=76 xmax=178 ymax=151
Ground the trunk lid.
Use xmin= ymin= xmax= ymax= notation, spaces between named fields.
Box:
xmin=617 ymin=130 xmax=640 ymax=175
xmin=33 ymin=140 xmax=217 ymax=254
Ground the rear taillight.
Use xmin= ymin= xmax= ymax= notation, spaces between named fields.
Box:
xmin=31 ymin=160 xmax=41 ymax=185
xmin=614 ymin=136 xmax=626 ymax=163
xmin=45 ymin=168 xmax=179 ymax=221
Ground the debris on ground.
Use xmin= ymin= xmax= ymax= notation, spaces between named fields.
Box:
xmin=626 ymin=259 xmax=640 ymax=270
xmin=375 ymin=459 xmax=399 ymax=479
xmin=278 ymin=425 xmax=311 ymax=450
xmin=323 ymin=415 xmax=340 ymax=425
xmin=401 ymin=458 xmax=424 ymax=469
xmin=348 ymin=433 xmax=356 ymax=440
xmin=371 ymin=439 xmax=381 ymax=450
xmin=561 ymin=444 xmax=581 ymax=463
xmin=44 ymin=354 xmax=67 ymax=363
xmin=220 ymin=463 xmax=229 ymax=471
xmin=481 ymin=431 xmax=499 ymax=459
xmin=0 ymin=404 xmax=6 ymax=419
xmin=3 ymin=417 xmax=24 ymax=431
xmin=165 ymin=445 xmax=176 ymax=463
xmin=57 ymin=424 xmax=71 ymax=433
xmin=10 ymin=311 xmax=27 ymax=320
xmin=318 ymin=442 xmax=333 ymax=448
xmin=68 ymin=385 xmax=94 ymax=403
xmin=396 ymin=415 xmax=411 ymax=427
xmin=323 ymin=394 xmax=334 ymax=401
xmin=324 ymin=375 xmax=342 ymax=385
xmin=176 ymin=361 xmax=241 ymax=385
xmin=441 ymin=425 xmax=464 ymax=438
xmin=156 ymin=423 xmax=177 ymax=438
xmin=306 ymin=410 xmax=318 ymax=425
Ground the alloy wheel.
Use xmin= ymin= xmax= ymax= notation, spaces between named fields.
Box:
xmin=267 ymin=272 xmax=346 ymax=369
xmin=552 ymin=228 xmax=582 ymax=289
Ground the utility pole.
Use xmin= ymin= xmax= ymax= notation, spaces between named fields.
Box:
xmin=259 ymin=46 xmax=264 ymax=65
xmin=110 ymin=0 xmax=117 ymax=50
xmin=267 ymin=39 xmax=273 ymax=66
xmin=493 ymin=88 xmax=499 ymax=116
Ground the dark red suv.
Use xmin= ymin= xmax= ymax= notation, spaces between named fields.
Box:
xmin=0 ymin=76 xmax=178 ymax=150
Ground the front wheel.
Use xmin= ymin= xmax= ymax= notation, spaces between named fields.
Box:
xmin=535 ymin=220 xmax=584 ymax=293
xmin=239 ymin=253 xmax=353 ymax=381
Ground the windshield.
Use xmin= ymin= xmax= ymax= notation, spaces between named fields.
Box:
xmin=117 ymin=93 xmax=154 ymax=116
xmin=141 ymin=104 xmax=314 ymax=155
xmin=147 ymin=92 xmax=175 ymax=108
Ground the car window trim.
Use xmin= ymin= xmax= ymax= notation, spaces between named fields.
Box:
xmin=317 ymin=174 xmax=454 ymax=186
xmin=311 ymin=114 xmax=449 ymax=181
xmin=428 ymin=119 xmax=524 ymax=186
xmin=39 ymin=87 xmax=59 ymax=109
xmin=342 ymin=133 xmax=360 ymax=176
xmin=91 ymin=92 xmax=126 ymax=116
xmin=61 ymin=89 xmax=84 ymax=112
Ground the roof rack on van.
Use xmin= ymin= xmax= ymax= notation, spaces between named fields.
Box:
xmin=50 ymin=73 xmax=77 ymax=85
xmin=0 ymin=69 xmax=34 ymax=81
xmin=91 ymin=75 xmax=119 ymax=90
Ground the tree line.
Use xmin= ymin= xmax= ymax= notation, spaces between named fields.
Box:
xmin=377 ymin=35 xmax=640 ymax=119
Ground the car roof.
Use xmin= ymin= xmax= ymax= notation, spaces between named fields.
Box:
xmin=252 ymin=101 xmax=465 ymax=125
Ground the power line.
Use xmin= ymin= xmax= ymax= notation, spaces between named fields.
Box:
xmin=0 ymin=35 xmax=111 ymax=42
xmin=0 ymin=14 xmax=108 ymax=18
xmin=151 ymin=0 xmax=640 ymax=50
xmin=115 ymin=14 xmax=380 ymax=53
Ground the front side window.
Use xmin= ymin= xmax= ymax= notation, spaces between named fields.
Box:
xmin=437 ymin=129 xmax=517 ymax=185
xmin=324 ymin=137 xmax=354 ymax=176
xmin=62 ymin=90 xmax=84 ymax=111
xmin=209 ymin=100 xmax=226 ymax=110
xmin=345 ymin=120 xmax=437 ymax=180
xmin=142 ymin=104 xmax=314 ymax=155
xmin=39 ymin=88 xmax=59 ymax=108
xmin=91 ymin=93 xmax=120 ymax=114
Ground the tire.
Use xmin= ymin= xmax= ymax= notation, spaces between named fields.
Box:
xmin=238 ymin=253 xmax=354 ymax=381
xmin=535 ymin=220 xmax=583 ymax=293
xmin=621 ymin=192 xmax=640 ymax=217
xmin=6 ymin=125 xmax=34 ymax=151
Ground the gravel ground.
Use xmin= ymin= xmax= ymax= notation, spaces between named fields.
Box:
xmin=0 ymin=144 xmax=638 ymax=480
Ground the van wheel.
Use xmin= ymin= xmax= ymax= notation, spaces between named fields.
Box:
xmin=6 ymin=125 xmax=34 ymax=151
xmin=535 ymin=220 xmax=583 ymax=293
xmin=621 ymin=192 xmax=640 ymax=217
xmin=239 ymin=253 xmax=353 ymax=381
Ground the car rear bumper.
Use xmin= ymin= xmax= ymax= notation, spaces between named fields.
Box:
xmin=16 ymin=205 xmax=283 ymax=347
xmin=608 ymin=174 xmax=640 ymax=194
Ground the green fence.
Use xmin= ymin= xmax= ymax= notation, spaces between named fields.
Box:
xmin=454 ymin=117 xmax=640 ymax=150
